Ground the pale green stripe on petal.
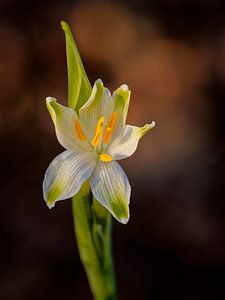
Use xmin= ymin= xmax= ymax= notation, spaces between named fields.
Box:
xmin=43 ymin=149 xmax=96 ymax=208
xmin=108 ymin=121 xmax=155 ymax=160
xmin=46 ymin=97 xmax=91 ymax=152
xmin=112 ymin=84 xmax=131 ymax=137
xmin=79 ymin=80 xmax=114 ymax=139
xmin=89 ymin=161 xmax=131 ymax=224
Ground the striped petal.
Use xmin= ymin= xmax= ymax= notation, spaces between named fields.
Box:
xmin=43 ymin=149 xmax=96 ymax=208
xmin=46 ymin=97 xmax=91 ymax=152
xmin=89 ymin=161 xmax=131 ymax=224
xmin=79 ymin=79 xmax=114 ymax=140
xmin=108 ymin=122 xmax=155 ymax=160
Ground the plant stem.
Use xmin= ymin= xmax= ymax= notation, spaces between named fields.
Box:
xmin=72 ymin=184 xmax=118 ymax=300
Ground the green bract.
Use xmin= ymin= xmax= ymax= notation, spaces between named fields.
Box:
xmin=61 ymin=21 xmax=92 ymax=110
xmin=43 ymin=79 xmax=155 ymax=224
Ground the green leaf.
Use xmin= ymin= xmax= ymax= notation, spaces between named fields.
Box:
xmin=61 ymin=21 xmax=92 ymax=111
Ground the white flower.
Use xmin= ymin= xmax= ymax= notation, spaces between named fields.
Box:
xmin=43 ymin=80 xmax=155 ymax=224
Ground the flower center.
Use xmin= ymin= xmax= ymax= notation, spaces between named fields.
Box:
xmin=75 ymin=113 xmax=117 ymax=163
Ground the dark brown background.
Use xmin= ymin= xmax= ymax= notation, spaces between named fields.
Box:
xmin=0 ymin=0 xmax=225 ymax=299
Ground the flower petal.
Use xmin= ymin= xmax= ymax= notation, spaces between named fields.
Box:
xmin=46 ymin=97 xmax=91 ymax=151
xmin=43 ymin=149 xmax=96 ymax=208
xmin=112 ymin=84 xmax=131 ymax=137
xmin=108 ymin=122 xmax=155 ymax=160
xmin=89 ymin=161 xmax=131 ymax=224
xmin=79 ymin=79 xmax=114 ymax=140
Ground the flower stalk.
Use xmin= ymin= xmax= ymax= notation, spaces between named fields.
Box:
xmin=72 ymin=184 xmax=117 ymax=300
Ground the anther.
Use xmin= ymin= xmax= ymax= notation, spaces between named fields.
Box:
xmin=99 ymin=153 xmax=113 ymax=162
xmin=104 ymin=112 xmax=117 ymax=144
xmin=74 ymin=120 xmax=86 ymax=141
xmin=91 ymin=116 xmax=104 ymax=146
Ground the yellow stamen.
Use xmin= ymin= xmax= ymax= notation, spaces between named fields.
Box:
xmin=104 ymin=112 xmax=118 ymax=144
xmin=95 ymin=116 xmax=104 ymax=135
xmin=99 ymin=153 xmax=113 ymax=162
xmin=107 ymin=112 xmax=117 ymax=129
xmin=104 ymin=127 xmax=112 ymax=144
xmin=91 ymin=129 xmax=102 ymax=146
xmin=91 ymin=116 xmax=104 ymax=146
xmin=74 ymin=120 xmax=86 ymax=141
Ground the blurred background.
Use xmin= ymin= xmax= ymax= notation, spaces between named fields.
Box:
xmin=0 ymin=0 xmax=225 ymax=299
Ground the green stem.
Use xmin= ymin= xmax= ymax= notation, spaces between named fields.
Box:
xmin=72 ymin=184 xmax=118 ymax=300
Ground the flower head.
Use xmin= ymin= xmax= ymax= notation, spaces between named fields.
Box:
xmin=43 ymin=80 xmax=155 ymax=224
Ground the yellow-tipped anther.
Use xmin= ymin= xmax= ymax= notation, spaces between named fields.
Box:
xmin=95 ymin=116 xmax=104 ymax=135
xmin=100 ymin=153 xmax=113 ymax=162
xmin=104 ymin=112 xmax=118 ymax=144
xmin=91 ymin=129 xmax=102 ymax=146
xmin=107 ymin=112 xmax=117 ymax=129
xmin=74 ymin=120 xmax=86 ymax=141
xmin=91 ymin=116 xmax=104 ymax=146
xmin=104 ymin=127 xmax=112 ymax=144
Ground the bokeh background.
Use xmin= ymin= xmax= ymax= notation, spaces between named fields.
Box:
xmin=1 ymin=0 xmax=225 ymax=299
